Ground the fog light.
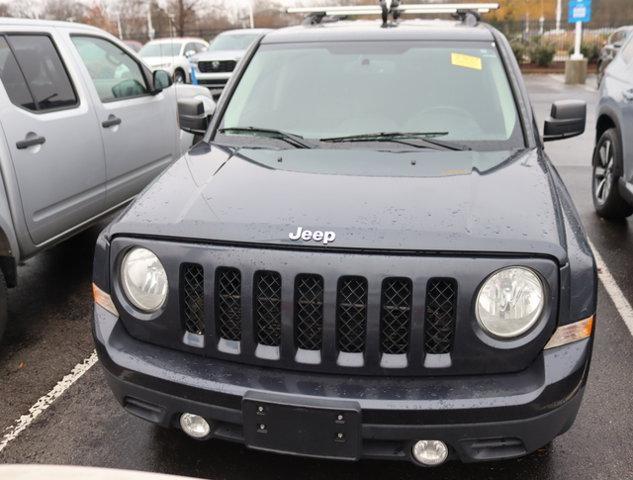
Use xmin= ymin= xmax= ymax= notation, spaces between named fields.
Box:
xmin=412 ymin=440 xmax=448 ymax=466
xmin=179 ymin=413 xmax=211 ymax=439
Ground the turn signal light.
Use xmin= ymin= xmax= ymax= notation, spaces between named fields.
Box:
xmin=544 ymin=315 xmax=594 ymax=350
xmin=92 ymin=283 xmax=119 ymax=317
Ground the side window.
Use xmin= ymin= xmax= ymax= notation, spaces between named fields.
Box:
xmin=72 ymin=35 xmax=148 ymax=102
xmin=0 ymin=37 xmax=36 ymax=110
xmin=0 ymin=34 xmax=77 ymax=112
xmin=183 ymin=42 xmax=194 ymax=56
xmin=620 ymin=38 xmax=633 ymax=64
xmin=196 ymin=42 xmax=207 ymax=53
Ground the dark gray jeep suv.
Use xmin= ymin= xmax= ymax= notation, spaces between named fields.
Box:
xmin=92 ymin=7 xmax=596 ymax=467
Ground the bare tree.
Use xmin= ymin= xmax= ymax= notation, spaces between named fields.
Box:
xmin=42 ymin=0 xmax=88 ymax=22
xmin=170 ymin=0 xmax=201 ymax=37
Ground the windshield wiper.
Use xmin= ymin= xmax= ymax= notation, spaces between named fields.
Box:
xmin=218 ymin=127 xmax=315 ymax=149
xmin=319 ymin=132 xmax=471 ymax=151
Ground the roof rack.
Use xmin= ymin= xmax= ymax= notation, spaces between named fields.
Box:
xmin=287 ymin=3 xmax=500 ymax=27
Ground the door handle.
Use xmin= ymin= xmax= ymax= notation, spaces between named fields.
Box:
xmin=16 ymin=134 xmax=46 ymax=150
xmin=101 ymin=115 xmax=122 ymax=128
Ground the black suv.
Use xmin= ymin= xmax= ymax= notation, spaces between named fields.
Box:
xmin=92 ymin=6 xmax=596 ymax=467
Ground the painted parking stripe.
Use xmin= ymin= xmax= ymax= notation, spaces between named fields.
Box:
xmin=590 ymin=241 xmax=633 ymax=338
xmin=0 ymin=351 xmax=97 ymax=455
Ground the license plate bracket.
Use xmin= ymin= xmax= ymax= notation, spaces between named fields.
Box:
xmin=242 ymin=392 xmax=361 ymax=461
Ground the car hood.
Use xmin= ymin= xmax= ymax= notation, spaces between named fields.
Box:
xmin=142 ymin=56 xmax=179 ymax=67
xmin=110 ymin=144 xmax=566 ymax=260
xmin=191 ymin=49 xmax=244 ymax=62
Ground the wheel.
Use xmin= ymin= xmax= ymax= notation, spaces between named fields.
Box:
xmin=173 ymin=69 xmax=186 ymax=84
xmin=592 ymin=128 xmax=633 ymax=219
xmin=0 ymin=269 xmax=7 ymax=344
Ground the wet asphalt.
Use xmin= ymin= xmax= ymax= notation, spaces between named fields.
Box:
xmin=1 ymin=74 xmax=633 ymax=479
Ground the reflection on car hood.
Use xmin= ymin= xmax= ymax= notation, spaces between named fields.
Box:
xmin=191 ymin=49 xmax=244 ymax=62
xmin=142 ymin=56 xmax=179 ymax=66
xmin=110 ymin=144 xmax=567 ymax=260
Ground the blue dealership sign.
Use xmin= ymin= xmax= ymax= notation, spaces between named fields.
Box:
xmin=568 ymin=0 xmax=592 ymax=23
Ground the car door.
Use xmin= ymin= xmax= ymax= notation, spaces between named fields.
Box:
xmin=610 ymin=39 xmax=633 ymax=184
xmin=0 ymin=31 xmax=106 ymax=246
xmin=69 ymin=33 xmax=177 ymax=207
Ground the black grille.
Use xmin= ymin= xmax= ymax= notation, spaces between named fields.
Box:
xmin=253 ymin=271 xmax=282 ymax=346
xmin=215 ymin=267 xmax=242 ymax=341
xmin=181 ymin=263 xmax=205 ymax=335
xmin=336 ymin=277 xmax=368 ymax=353
xmin=198 ymin=60 xmax=236 ymax=73
xmin=294 ymin=274 xmax=324 ymax=350
xmin=425 ymin=279 xmax=458 ymax=354
xmin=380 ymin=278 xmax=412 ymax=355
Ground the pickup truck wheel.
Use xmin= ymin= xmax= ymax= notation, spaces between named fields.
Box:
xmin=593 ymin=128 xmax=633 ymax=219
xmin=0 ymin=270 xmax=7 ymax=344
xmin=173 ymin=69 xmax=186 ymax=84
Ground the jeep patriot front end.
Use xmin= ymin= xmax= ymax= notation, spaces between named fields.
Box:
xmin=92 ymin=9 xmax=596 ymax=466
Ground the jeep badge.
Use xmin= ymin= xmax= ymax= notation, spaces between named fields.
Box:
xmin=289 ymin=227 xmax=336 ymax=245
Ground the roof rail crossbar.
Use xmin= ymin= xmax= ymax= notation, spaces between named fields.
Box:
xmin=287 ymin=3 xmax=500 ymax=27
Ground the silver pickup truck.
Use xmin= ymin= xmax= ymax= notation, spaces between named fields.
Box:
xmin=0 ymin=18 xmax=212 ymax=342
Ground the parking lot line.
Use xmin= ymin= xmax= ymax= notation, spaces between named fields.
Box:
xmin=0 ymin=351 xmax=97 ymax=455
xmin=590 ymin=241 xmax=633 ymax=338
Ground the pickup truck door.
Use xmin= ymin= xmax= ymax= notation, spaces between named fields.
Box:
xmin=0 ymin=32 xmax=106 ymax=246
xmin=69 ymin=34 xmax=177 ymax=207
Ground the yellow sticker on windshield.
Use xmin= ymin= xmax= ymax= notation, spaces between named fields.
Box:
xmin=451 ymin=53 xmax=482 ymax=71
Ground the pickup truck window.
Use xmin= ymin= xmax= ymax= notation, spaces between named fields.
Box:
xmin=0 ymin=34 xmax=77 ymax=112
xmin=0 ymin=37 xmax=36 ymax=110
xmin=72 ymin=35 xmax=149 ymax=102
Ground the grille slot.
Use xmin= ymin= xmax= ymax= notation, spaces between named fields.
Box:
xmin=425 ymin=279 xmax=458 ymax=354
xmin=380 ymin=278 xmax=412 ymax=355
xmin=294 ymin=274 xmax=324 ymax=350
xmin=254 ymin=271 xmax=282 ymax=346
xmin=197 ymin=60 xmax=236 ymax=73
xmin=336 ymin=276 xmax=368 ymax=353
xmin=215 ymin=267 xmax=242 ymax=341
xmin=181 ymin=263 xmax=205 ymax=335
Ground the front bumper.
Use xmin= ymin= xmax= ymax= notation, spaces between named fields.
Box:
xmin=192 ymin=71 xmax=232 ymax=94
xmin=94 ymin=305 xmax=591 ymax=464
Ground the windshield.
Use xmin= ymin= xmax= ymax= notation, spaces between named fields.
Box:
xmin=218 ymin=41 xmax=524 ymax=151
xmin=208 ymin=33 xmax=260 ymax=52
xmin=139 ymin=42 xmax=182 ymax=57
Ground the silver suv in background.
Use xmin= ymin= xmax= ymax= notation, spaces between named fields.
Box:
xmin=189 ymin=28 xmax=271 ymax=96
xmin=139 ymin=37 xmax=208 ymax=83
xmin=597 ymin=26 xmax=633 ymax=87
xmin=0 ymin=18 xmax=212 ymax=344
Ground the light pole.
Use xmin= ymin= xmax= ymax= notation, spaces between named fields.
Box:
xmin=556 ymin=0 xmax=562 ymax=31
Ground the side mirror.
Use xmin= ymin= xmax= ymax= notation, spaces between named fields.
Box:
xmin=178 ymin=97 xmax=216 ymax=135
xmin=543 ymin=100 xmax=586 ymax=142
xmin=185 ymin=49 xmax=196 ymax=58
xmin=152 ymin=69 xmax=172 ymax=93
xmin=614 ymin=41 xmax=624 ymax=49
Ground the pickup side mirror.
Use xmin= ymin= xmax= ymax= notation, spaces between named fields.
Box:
xmin=152 ymin=69 xmax=172 ymax=94
xmin=543 ymin=100 xmax=586 ymax=142
xmin=178 ymin=97 xmax=216 ymax=135
xmin=185 ymin=49 xmax=196 ymax=58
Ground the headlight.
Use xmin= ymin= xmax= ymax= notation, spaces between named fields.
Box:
xmin=120 ymin=247 xmax=168 ymax=312
xmin=476 ymin=267 xmax=544 ymax=338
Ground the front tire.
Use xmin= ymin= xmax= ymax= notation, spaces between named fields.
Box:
xmin=173 ymin=69 xmax=186 ymax=84
xmin=0 ymin=270 xmax=7 ymax=344
xmin=592 ymin=128 xmax=633 ymax=219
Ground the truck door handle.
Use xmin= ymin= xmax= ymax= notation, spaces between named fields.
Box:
xmin=101 ymin=115 xmax=122 ymax=128
xmin=16 ymin=134 xmax=46 ymax=150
